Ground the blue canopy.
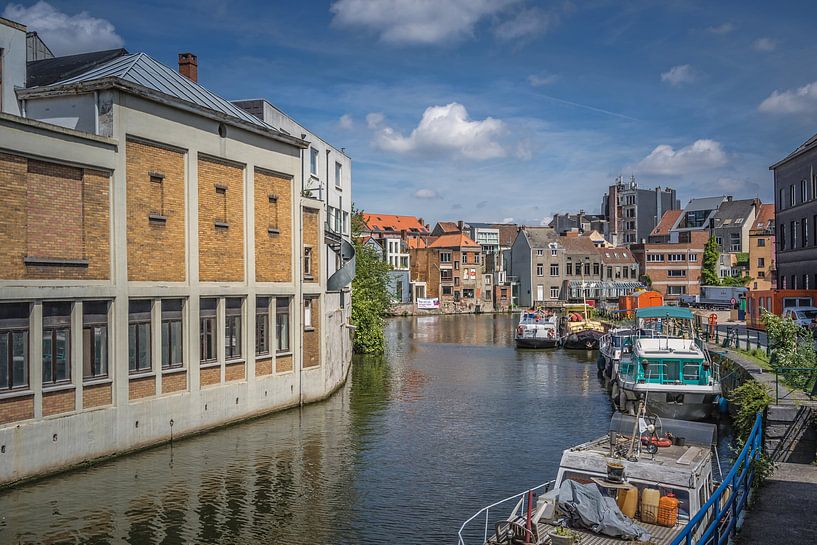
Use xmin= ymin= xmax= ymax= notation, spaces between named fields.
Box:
xmin=635 ymin=305 xmax=693 ymax=320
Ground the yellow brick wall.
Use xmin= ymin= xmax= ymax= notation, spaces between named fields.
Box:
xmin=276 ymin=354 xmax=293 ymax=373
xmin=42 ymin=388 xmax=76 ymax=416
xmin=255 ymin=357 xmax=273 ymax=376
xmin=302 ymin=207 xmax=320 ymax=283
xmin=225 ymin=362 xmax=245 ymax=382
xmin=128 ymin=376 xmax=156 ymax=401
xmin=255 ymin=169 xmax=293 ymax=282
xmin=198 ymin=157 xmax=244 ymax=282
xmin=0 ymin=394 xmax=34 ymax=425
xmin=162 ymin=371 xmax=187 ymax=394
xmin=126 ymin=140 xmax=186 ymax=281
xmin=0 ymin=152 xmax=110 ymax=280
xmin=200 ymin=366 xmax=221 ymax=387
xmin=303 ymin=297 xmax=321 ymax=368
xmin=82 ymin=383 xmax=112 ymax=409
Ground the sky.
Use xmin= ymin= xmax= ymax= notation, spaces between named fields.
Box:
xmin=5 ymin=0 xmax=817 ymax=226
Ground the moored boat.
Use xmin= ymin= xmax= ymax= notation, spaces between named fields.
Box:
xmin=515 ymin=309 xmax=560 ymax=348
xmin=613 ymin=306 xmax=721 ymax=421
xmin=560 ymin=310 xmax=605 ymax=350
xmin=598 ymin=327 xmax=636 ymax=382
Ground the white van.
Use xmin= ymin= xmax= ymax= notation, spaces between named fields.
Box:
xmin=782 ymin=306 xmax=817 ymax=329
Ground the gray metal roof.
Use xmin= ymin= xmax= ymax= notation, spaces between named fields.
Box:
xmin=523 ymin=227 xmax=560 ymax=248
xmin=713 ymin=199 xmax=756 ymax=225
xmin=683 ymin=196 xmax=727 ymax=212
xmin=49 ymin=53 xmax=269 ymax=128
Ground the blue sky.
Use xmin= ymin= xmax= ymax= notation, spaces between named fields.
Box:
xmin=6 ymin=1 xmax=817 ymax=226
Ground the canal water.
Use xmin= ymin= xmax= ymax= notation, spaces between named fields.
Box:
xmin=0 ymin=314 xmax=733 ymax=544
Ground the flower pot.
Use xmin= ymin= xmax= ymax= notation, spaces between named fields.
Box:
xmin=548 ymin=531 xmax=576 ymax=545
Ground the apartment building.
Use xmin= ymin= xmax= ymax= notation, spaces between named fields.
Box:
xmin=630 ymin=230 xmax=708 ymax=301
xmin=410 ymin=231 xmax=484 ymax=312
xmin=602 ymin=176 xmax=679 ymax=245
xmin=771 ymin=133 xmax=817 ymax=290
xmin=0 ymin=18 xmax=353 ymax=485
xmin=748 ymin=204 xmax=775 ymax=291
xmin=361 ymin=213 xmax=429 ymax=303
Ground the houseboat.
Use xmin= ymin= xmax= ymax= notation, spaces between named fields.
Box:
xmin=560 ymin=305 xmax=605 ymax=350
xmin=515 ymin=309 xmax=560 ymax=349
xmin=612 ymin=306 xmax=721 ymax=421
xmin=458 ymin=412 xmax=720 ymax=545
xmin=598 ymin=327 xmax=636 ymax=382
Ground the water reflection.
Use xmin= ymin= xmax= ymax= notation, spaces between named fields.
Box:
xmin=0 ymin=314 xmax=729 ymax=544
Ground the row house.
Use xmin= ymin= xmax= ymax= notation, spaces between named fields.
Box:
xmin=509 ymin=228 xmax=640 ymax=308
xmin=410 ymin=231 xmax=484 ymax=312
xmin=0 ymin=18 xmax=353 ymax=485
xmin=748 ymin=204 xmax=776 ymax=291
xmin=361 ymin=213 xmax=429 ymax=303
xmin=770 ymin=132 xmax=817 ymax=290
xmin=630 ymin=230 xmax=709 ymax=301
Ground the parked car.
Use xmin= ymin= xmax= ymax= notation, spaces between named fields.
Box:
xmin=782 ymin=306 xmax=817 ymax=330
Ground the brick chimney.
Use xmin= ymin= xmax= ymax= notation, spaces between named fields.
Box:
xmin=178 ymin=53 xmax=198 ymax=82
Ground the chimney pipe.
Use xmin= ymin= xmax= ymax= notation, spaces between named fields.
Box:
xmin=457 ymin=220 xmax=464 ymax=232
xmin=178 ymin=53 xmax=198 ymax=82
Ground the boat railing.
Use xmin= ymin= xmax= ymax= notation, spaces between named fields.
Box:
xmin=670 ymin=412 xmax=764 ymax=545
xmin=457 ymin=481 xmax=555 ymax=545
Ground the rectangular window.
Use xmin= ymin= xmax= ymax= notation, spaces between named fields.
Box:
xmin=536 ymin=285 xmax=544 ymax=301
xmin=779 ymin=188 xmax=785 ymax=210
xmin=310 ymin=147 xmax=318 ymax=175
xmin=667 ymin=254 xmax=685 ymax=262
xmin=667 ymin=270 xmax=687 ymax=277
xmin=550 ymin=263 xmax=559 ymax=276
xmin=550 ymin=287 xmax=559 ymax=299
xmin=442 ymin=286 xmax=453 ymax=296
xmin=757 ymin=257 xmax=765 ymax=268
xmin=149 ymin=173 xmax=165 ymax=218
xmin=646 ymin=254 xmax=665 ymax=262
xmin=607 ymin=266 xmax=612 ymax=278
xmin=42 ymin=301 xmax=71 ymax=385
xmin=276 ymin=298 xmax=291 ymax=353
xmin=440 ymin=252 xmax=452 ymax=263
xmin=802 ymin=179 xmax=808 ymax=203
xmin=256 ymin=297 xmax=270 ymax=356
xmin=688 ymin=253 xmax=698 ymax=262
xmin=567 ymin=262 xmax=573 ymax=275
xmin=790 ymin=185 xmax=795 ymax=208
xmin=214 ymin=184 xmax=228 ymax=227
xmin=128 ymin=300 xmax=152 ymax=373
xmin=730 ymin=232 xmax=741 ymax=252
xmin=803 ymin=217 xmax=809 ymax=248
xmin=225 ymin=298 xmax=243 ymax=361
xmin=304 ymin=247 xmax=313 ymax=278
xmin=623 ymin=267 xmax=630 ymax=279
xmin=200 ymin=298 xmax=217 ymax=364
xmin=454 ymin=261 xmax=460 ymax=270
xmin=779 ymin=224 xmax=786 ymax=251
xmin=304 ymin=298 xmax=313 ymax=329
xmin=83 ymin=301 xmax=108 ymax=380
xmin=593 ymin=263 xmax=600 ymax=275
xmin=268 ymin=194 xmax=279 ymax=233
xmin=462 ymin=253 xmax=468 ymax=264
xmin=791 ymin=220 xmax=796 ymax=249
xmin=161 ymin=299 xmax=184 ymax=369
xmin=335 ymin=161 xmax=342 ymax=187
xmin=440 ymin=269 xmax=453 ymax=282
xmin=1 ymin=303 xmax=30 ymax=391
xmin=454 ymin=276 xmax=460 ymax=286
xmin=757 ymin=238 xmax=766 ymax=247
xmin=536 ymin=264 xmax=544 ymax=276
xmin=583 ymin=262 xmax=590 ymax=275
xmin=667 ymin=286 xmax=687 ymax=295
xmin=536 ymin=249 xmax=544 ymax=256
xmin=551 ymin=248 xmax=557 ymax=256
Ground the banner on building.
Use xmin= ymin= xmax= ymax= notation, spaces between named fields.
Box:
xmin=416 ymin=298 xmax=440 ymax=309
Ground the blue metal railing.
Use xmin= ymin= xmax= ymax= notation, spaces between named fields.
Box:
xmin=670 ymin=412 xmax=764 ymax=545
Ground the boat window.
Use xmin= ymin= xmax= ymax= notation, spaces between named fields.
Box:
xmin=664 ymin=360 xmax=681 ymax=382
xmin=612 ymin=336 xmax=622 ymax=348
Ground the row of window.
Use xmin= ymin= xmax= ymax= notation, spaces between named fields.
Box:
xmin=779 ymin=174 xmax=817 ymax=210
xmin=440 ymin=286 xmax=477 ymax=300
xmin=778 ymin=215 xmax=817 ymax=252
xmin=309 ymin=147 xmax=344 ymax=189
xmin=440 ymin=252 xmax=481 ymax=264
xmin=781 ymin=274 xmax=817 ymax=290
xmin=646 ymin=253 xmax=699 ymax=263
xmin=1 ymin=297 xmax=298 ymax=392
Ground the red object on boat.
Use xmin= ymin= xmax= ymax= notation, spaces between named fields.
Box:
xmin=641 ymin=434 xmax=673 ymax=448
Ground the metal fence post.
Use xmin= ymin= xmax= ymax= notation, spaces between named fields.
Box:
xmin=746 ymin=330 xmax=750 ymax=351
xmin=775 ymin=370 xmax=779 ymax=404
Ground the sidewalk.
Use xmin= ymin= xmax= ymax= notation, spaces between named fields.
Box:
xmin=737 ymin=463 xmax=817 ymax=544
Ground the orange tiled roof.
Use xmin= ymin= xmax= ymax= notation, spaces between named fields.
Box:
xmin=428 ymin=232 xmax=480 ymax=249
xmin=751 ymin=203 xmax=775 ymax=231
xmin=362 ymin=213 xmax=428 ymax=234
xmin=650 ymin=210 xmax=683 ymax=237
xmin=435 ymin=221 xmax=460 ymax=233
xmin=405 ymin=237 xmax=427 ymax=249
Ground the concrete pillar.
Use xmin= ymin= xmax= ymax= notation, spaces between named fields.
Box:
xmin=72 ymin=301 xmax=83 ymax=409
xmin=152 ymin=299 xmax=162 ymax=395
xmin=31 ymin=302 xmax=43 ymax=418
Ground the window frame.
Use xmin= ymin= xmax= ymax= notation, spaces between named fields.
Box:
xmin=161 ymin=299 xmax=184 ymax=370
xmin=0 ymin=303 xmax=30 ymax=392
xmin=199 ymin=298 xmax=218 ymax=365
xmin=128 ymin=301 xmax=152 ymax=375
xmin=82 ymin=301 xmax=109 ymax=380
xmin=225 ymin=298 xmax=243 ymax=362
xmin=256 ymin=297 xmax=270 ymax=356
xmin=303 ymin=246 xmax=313 ymax=278
xmin=42 ymin=302 xmax=72 ymax=386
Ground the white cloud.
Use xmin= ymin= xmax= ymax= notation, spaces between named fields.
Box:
xmin=373 ymin=102 xmax=508 ymax=160
xmin=635 ymin=139 xmax=728 ymax=176
xmin=705 ymin=22 xmax=734 ymax=34
xmin=330 ymin=0 xmax=515 ymax=45
xmin=493 ymin=6 xmax=556 ymax=41
xmin=338 ymin=114 xmax=354 ymax=129
xmin=758 ymin=81 xmax=817 ymax=115
xmin=753 ymin=37 xmax=776 ymax=52
xmin=2 ymin=1 xmax=124 ymax=55
xmin=414 ymin=188 xmax=440 ymax=199
xmin=501 ymin=217 xmax=515 ymax=224
xmin=528 ymin=72 xmax=559 ymax=87
xmin=660 ymin=64 xmax=695 ymax=86
xmin=366 ymin=112 xmax=385 ymax=128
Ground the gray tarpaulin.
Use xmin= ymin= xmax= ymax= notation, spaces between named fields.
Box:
xmin=558 ymin=480 xmax=651 ymax=541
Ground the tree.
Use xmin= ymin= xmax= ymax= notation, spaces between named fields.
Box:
xmin=701 ymin=236 xmax=721 ymax=286
xmin=721 ymin=274 xmax=751 ymax=287
xmin=350 ymin=207 xmax=393 ymax=354
xmin=762 ymin=309 xmax=817 ymax=389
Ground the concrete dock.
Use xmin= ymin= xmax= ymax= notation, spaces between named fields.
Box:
xmin=738 ymin=463 xmax=817 ymax=544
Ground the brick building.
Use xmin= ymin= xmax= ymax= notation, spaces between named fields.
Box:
xmin=0 ymin=18 xmax=353 ymax=485
xmin=630 ymin=230 xmax=708 ymax=301
xmin=410 ymin=231 xmax=484 ymax=313
xmin=748 ymin=204 xmax=776 ymax=291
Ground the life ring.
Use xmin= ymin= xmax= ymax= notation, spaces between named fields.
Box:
xmin=641 ymin=434 xmax=673 ymax=448
xmin=548 ymin=329 xmax=555 ymax=338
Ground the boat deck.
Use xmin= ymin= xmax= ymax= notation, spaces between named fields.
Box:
xmin=488 ymin=516 xmax=685 ymax=545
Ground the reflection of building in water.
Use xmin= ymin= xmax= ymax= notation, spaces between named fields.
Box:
xmin=0 ymin=383 xmax=356 ymax=544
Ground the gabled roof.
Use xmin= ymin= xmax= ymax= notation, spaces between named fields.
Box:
xmin=362 ymin=213 xmax=428 ymax=235
xmin=651 ymin=210 xmax=682 ymax=237
xmin=522 ymin=227 xmax=560 ymax=248
xmin=493 ymin=224 xmax=520 ymax=247
xmin=713 ymin=198 xmax=757 ymax=226
xmin=770 ymin=132 xmax=817 ymax=170
xmin=428 ymin=232 xmax=480 ymax=249
xmin=24 ymin=52 xmax=271 ymax=129
xmin=750 ymin=203 xmax=775 ymax=233
xmin=598 ymin=247 xmax=637 ymax=264
xmin=558 ymin=235 xmax=599 ymax=254
xmin=27 ymin=48 xmax=129 ymax=87
xmin=435 ymin=221 xmax=460 ymax=233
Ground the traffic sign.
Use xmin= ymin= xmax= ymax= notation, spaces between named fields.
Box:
xmin=730 ymin=297 xmax=736 ymax=305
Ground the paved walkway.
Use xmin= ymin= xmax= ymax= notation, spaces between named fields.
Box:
xmin=737 ymin=462 xmax=817 ymax=544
